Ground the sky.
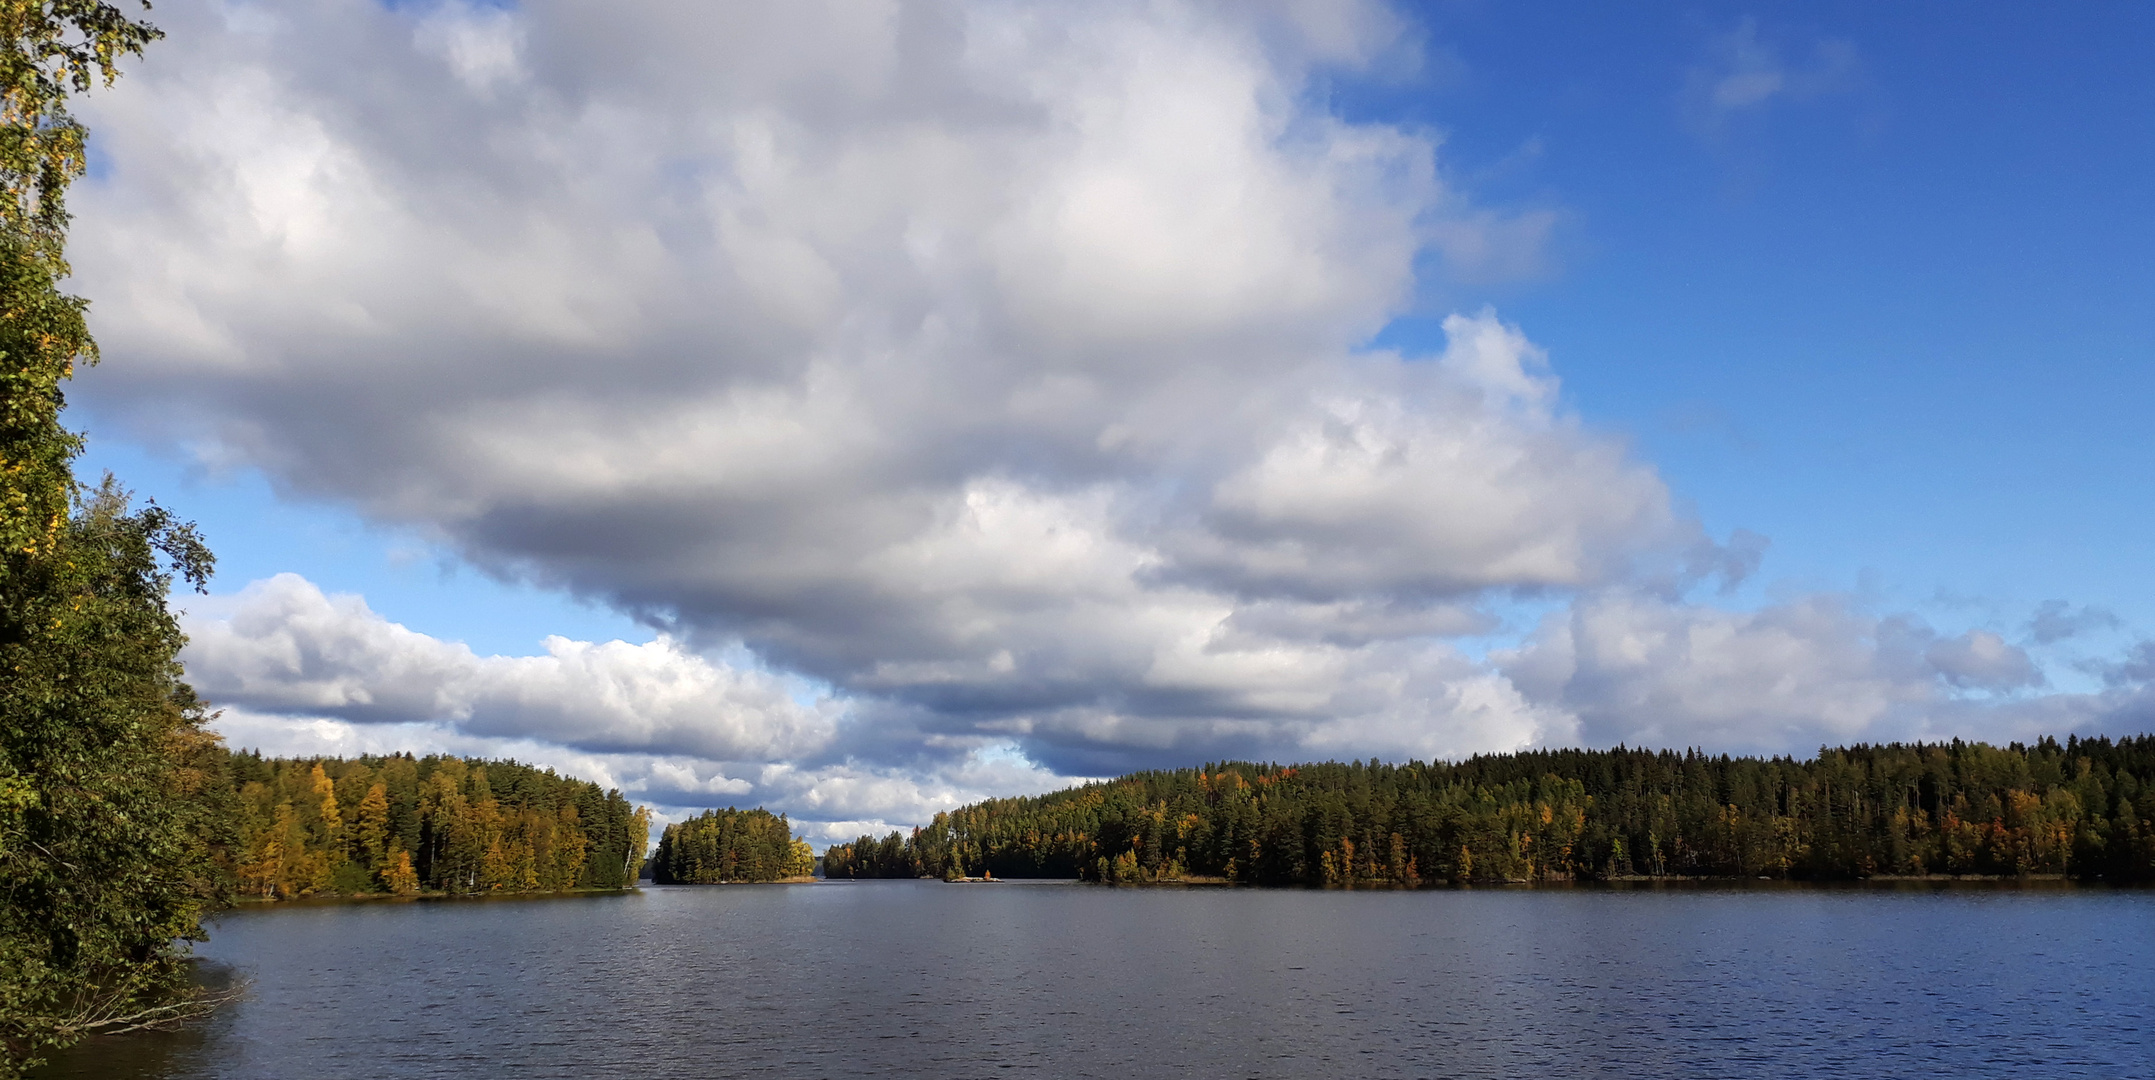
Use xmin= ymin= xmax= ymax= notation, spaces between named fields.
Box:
xmin=64 ymin=0 xmax=2155 ymax=841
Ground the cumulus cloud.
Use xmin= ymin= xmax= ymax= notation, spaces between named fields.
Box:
xmin=184 ymin=574 xmax=1083 ymax=836
xmin=184 ymin=574 xmax=838 ymax=762
xmin=65 ymin=1 xmax=2151 ymax=830
xmin=1499 ymin=593 xmax=2049 ymax=756
xmin=204 ymin=700 xmax=1076 ymax=843
xmin=1924 ymin=630 xmax=2043 ymax=693
xmin=80 ymin=0 xmax=1646 ymax=776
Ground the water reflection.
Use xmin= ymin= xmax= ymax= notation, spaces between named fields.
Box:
xmin=35 ymin=881 xmax=2155 ymax=1079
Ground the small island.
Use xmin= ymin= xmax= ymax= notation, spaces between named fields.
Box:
xmin=649 ymin=807 xmax=815 ymax=884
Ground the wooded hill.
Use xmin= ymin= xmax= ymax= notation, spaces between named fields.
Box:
xmin=822 ymin=736 xmax=2155 ymax=885
xmin=225 ymin=752 xmax=649 ymax=899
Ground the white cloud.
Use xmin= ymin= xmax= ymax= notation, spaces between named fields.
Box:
xmin=1500 ymin=592 xmax=2060 ymax=755
xmin=203 ymin=697 xmax=1082 ymax=844
xmin=185 ymin=574 xmax=838 ymax=762
xmin=81 ymin=0 xmax=1641 ymax=778
xmin=414 ymin=2 xmax=524 ymax=95
xmin=1925 ymin=630 xmax=2043 ymax=692
xmin=64 ymin=1 xmax=2153 ymax=832
xmin=187 ymin=575 xmax=1089 ymax=834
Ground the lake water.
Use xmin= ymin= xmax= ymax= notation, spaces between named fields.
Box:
xmin=34 ymin=880 xmax=2153 ymax=1079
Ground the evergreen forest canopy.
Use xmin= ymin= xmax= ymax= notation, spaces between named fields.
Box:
xmin=822 ymin=736 xmax=2155 ymax=886
xmin=650 ymin=807 xmax=815 ymax=884
xmin=226 ymin=753 xmax=649 ymax=899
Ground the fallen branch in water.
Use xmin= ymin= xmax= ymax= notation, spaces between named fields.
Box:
xmin=50 ymin=978 xmax=249 ymax=1039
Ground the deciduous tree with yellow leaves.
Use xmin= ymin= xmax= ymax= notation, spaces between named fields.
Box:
xmin=224 ymin=753 xmax=648 ymax=899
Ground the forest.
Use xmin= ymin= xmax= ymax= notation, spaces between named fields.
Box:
xmin=223 ymin=753 xmax=650 ymax=899
xmin=822 ymin=736 xmax=2155 ymax=886
xmin=650 ymin=807 xmax=815 ymax=884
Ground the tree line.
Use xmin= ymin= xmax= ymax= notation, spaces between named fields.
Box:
xmin=823 ymin=736 xmax=2155 ymax=886
xmin=650 ymin=807 xmax=814 ymax=884
xmin=225 ymin=752 xmax=649 ymax=899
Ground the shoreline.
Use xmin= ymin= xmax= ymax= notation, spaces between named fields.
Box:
xmin=645 ymin=876 xmax=819 ymax=886
xmin=218 ymin=873 xmax=2143 ymax=908
xmin=929 ymin=873 xmax=2132 ymax=890
xmin=225 ymin=886 xmax=643 ymax=908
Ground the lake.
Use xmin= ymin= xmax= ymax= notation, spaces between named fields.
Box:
xmin=34 ymin=880 xmax=2153 ymax=1079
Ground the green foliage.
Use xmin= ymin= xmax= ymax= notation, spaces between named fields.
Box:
xmin=222 ymin=754 xmax=650 ymax=899
xmin=822 ymin=736 xmax=2155 ymax=887
xmin=821 ymin=828 xmax=921 ymax=881
xmin=651 ymin=808 xmax=812 ymax=884
xmin=0 ymin=5 xmax=197 ymax=1073
xmin=0 ymin=1 xmax=162 ymax=244
xmin=0 ymin=482 xmax=224 ymax=1072
xmin=0 ymin=0 xmax=161 ymax=564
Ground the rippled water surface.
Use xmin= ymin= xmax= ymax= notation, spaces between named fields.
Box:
xmin=35 ymin=881 xmax=2154 ymax=1079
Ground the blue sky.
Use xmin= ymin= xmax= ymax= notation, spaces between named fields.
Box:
xmin=61 ymin=0 xmax=2155 ymax=831
xmin=79 ymin=439 xmax=654 ymax=656
xmin=1372 ymin=2 xmax=2155 ymax=647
